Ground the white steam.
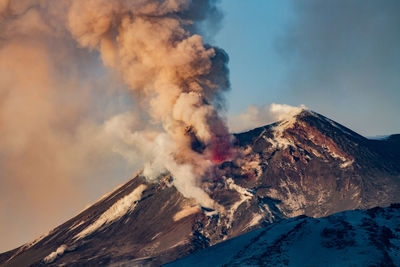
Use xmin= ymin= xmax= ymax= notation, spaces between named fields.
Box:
xmin=228 ymin=103 xmax=307 ymax=133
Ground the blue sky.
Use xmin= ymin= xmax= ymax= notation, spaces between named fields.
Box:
xmin=215 ymin=0 xmax=293 ymax=110
xmin=215 ymin=0 xmax=400 ymax=136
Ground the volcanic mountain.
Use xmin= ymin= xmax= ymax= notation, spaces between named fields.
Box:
xmin=1 ymin=109 xmax=400 ymax=266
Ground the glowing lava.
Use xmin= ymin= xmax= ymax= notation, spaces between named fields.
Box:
xmin=211 ymin=136 xmax=232 ymax=164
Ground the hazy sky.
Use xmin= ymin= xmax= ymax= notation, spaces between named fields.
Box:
xmin=0 ymin=0 xmax=399 ymax=253
xmin=218 ymin=0 xmax=400 ymax=136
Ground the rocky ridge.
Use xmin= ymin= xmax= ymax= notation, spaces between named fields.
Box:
xmin=1 ymin=109 xmax=399 ymax=266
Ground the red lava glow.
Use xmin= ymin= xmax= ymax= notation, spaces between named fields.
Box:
xmin=211 ymin=136 xmax=231 ymax=164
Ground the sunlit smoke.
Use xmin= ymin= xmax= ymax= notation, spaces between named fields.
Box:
xmin=0 ymin=0 xmax=231 ymax=251
xmin=66 ymin=0 xmax=231 ymax=208
xmin=1 ymin=0 xmax=231 ymax=211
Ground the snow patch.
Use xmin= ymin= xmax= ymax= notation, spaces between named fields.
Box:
xmin=74 ymin=184 xmax=147 ymax=240
xmin=268 ymin=104 xmax=306 ymax=149
xmin=266 ymin=179 xmax=307 ymax=217
xmin=326 ymin=148 xmax=352 ymax=166
xmin=245 ymin=213 xmax=263 ymax=230
xmin=68 ymin=221 xmax=85 ymax=232
xmin=76 ymin=175 xmax=138 ymax=215
xmin=173 ymin=206 xmax=201 ymax=221
xmin=340 ymin=160 xmax=354 ymax=168
xmin=226 ymin=178 xmax=253 ymax=227
xmin=151 ymin=232 xmax=162 ymax=241
xmin=43 ymin=245 xmax=67 ymax=264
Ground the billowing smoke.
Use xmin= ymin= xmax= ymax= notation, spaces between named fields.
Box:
xmin=65 ymin=0 xmax=231 ymax=208
xmin=0 ymin=1 xmax=230 ymax=251
xmin=0 ymin=0 xmax=143 ymax=251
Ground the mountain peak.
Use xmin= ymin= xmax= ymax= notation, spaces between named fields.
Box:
xmin=1 ymin=111 xmax=400 ymax=266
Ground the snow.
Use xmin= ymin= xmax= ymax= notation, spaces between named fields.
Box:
xmin=266 ymin=179 xmax=307 ymax=217
xmin=76 ymin=172 xmax=143 ymax=216
xmin=265 ymin=108 xmax=354 ymax=166
xmin=325 ymin=147 xmax=351 ymax=164
xmin=244 ymin=213 xmax=263 ymax=230
xmin=151 ymin=232 xmax=162 ymax=241
xmin=68 ymin=220 xmax=85 ymax=232
xmin=173 ymin=206 xmax=201 ymax=221
xmin=166 ymin=228 xmax=265 ymax=267
xmin=267 ymin=107 xmax=304 ymax=149
xmin=168 ymin=206 xmax=400 ymax=266
xmin=43 ymin=245 xmax=67 ymax=263
xmin=225 ymin=178 xmax=253 ymax=227
xmin=74 ymin=184 xmax=147 ymax=240
xmin=326 ymin=148 xmax=353 ymax=168
xmin=340 ymin=160 xmax=354 ymax=168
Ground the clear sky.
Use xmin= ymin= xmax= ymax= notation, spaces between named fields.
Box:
xmin=216 ymin=0 xmax=400 ymax=136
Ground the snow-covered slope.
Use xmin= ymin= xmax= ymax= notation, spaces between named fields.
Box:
xmin=168 ymin=204 xmax=400 ymax=267
xmin=1 ymin=110 xmax=399 ymax=266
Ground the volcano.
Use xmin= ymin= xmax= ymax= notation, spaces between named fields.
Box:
xmin=1 ymin=109 xmax=400 ymax=266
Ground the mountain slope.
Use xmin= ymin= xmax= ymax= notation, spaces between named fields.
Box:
xmin=168 ymin=204 xmax=400 ymax=267
xmin=231 ymin=110 xmax=400 ymax=218
xmin=1 ymin=109 xmax=400 ymax=266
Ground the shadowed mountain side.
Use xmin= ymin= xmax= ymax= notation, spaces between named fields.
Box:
xmin=168 ymin=204 xmax=400 ymax=267
xmin=1 ymin=110 xmax=399 ymax=266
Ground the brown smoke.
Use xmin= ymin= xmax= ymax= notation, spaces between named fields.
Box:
xmin=0 ymin=0 xmax=138 ymax=251
xmin=66 ymin=0 xmax=231 ymax=207
xmin=67 ymin=0 xmax=230 ymax=147
xmin=0 ymin=0 xmax=230 ymax=251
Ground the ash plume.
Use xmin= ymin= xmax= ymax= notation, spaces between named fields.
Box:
xmin=0 ymin=0 xmax=145 ymax=250
xmin=66 ymin=0 xmax=232 ymax=208
xmin=0 ymin=0 xmax=232 ymax=232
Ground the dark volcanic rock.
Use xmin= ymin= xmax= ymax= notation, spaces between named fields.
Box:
xmin=1 ymin=110 xmax=399 ymax=266
xmin=231 ymin=110 xmax=400 ymax=218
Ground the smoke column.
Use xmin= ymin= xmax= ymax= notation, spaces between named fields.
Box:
xmin=65 ymin=0 xmax=231 ymax=208
xmin=0 ymin=0 xmax=230 ymax=251
xmin=0 ymin=0 xmax=231 ymax=210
